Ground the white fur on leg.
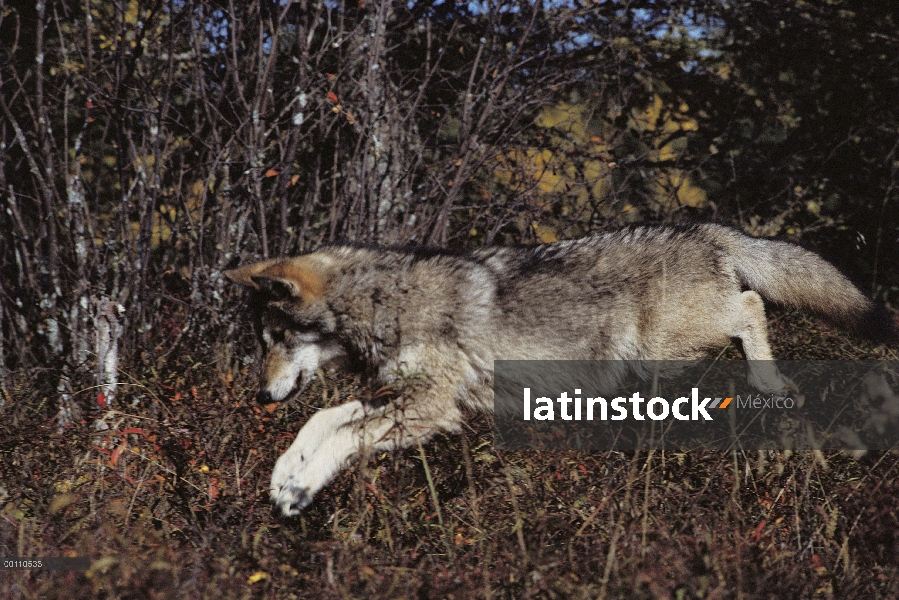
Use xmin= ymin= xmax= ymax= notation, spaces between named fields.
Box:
xmin=269 ymin=396 xmax=460 ymax=515
xmin=732 ymin=290 xmax=799 ymax=395
xmin=746 ymin=361 xmax=798 ymax=395
xmin=270 ymin=401 xmax=365 ymax=515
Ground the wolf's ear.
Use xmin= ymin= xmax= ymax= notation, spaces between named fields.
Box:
xmin=224 ymin=258 xmax=325 ymax=302
xmin=224 ymin=259 xmax=282 ymax=289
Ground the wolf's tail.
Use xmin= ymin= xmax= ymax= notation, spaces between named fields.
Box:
xmin=731 ymin=232 xmax=897 ymax=344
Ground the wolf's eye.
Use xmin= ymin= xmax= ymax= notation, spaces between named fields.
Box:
xmin=270 ymin=330 xmax=286 ymax=344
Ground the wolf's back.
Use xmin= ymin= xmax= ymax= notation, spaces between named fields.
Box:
xmin=726 ymin=228 xmax=897 ymax=343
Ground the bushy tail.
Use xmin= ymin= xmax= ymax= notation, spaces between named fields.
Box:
xmin=732 ymin=233 xmax=897 ymax=344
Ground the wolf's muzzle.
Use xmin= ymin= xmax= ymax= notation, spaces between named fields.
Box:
xmin=257 ymin=389 xmax=275 ymax=404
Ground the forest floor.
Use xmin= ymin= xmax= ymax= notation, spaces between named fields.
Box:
xmin=2 ymin=307 xmax=898 ymax=599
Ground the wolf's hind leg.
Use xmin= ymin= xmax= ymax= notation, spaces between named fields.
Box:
xmin=730 ymin=290 xmax=797 ymax=394
xmin=270 ymin=396 xmax=463 ymax=516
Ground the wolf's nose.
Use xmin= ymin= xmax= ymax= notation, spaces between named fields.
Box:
xmin=257 ymin=389 xmax=273 ymax=404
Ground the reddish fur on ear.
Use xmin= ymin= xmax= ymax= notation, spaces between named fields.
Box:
xmin=261 ymin=260 xmax=325 ymax=301
xmin=224 ymin=259 xmax=282 ymax=289
xmin=225 ymin=258 xmax=325 ymax=302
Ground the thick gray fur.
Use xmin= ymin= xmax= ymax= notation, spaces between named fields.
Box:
xmin=226 ymin=222 xmax=895 ymax=515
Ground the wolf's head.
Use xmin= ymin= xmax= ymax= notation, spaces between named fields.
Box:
xmin=225 ymin=256 xmax=348 ymax=403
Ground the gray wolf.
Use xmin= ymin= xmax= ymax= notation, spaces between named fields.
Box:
xmin=225 ymin=222 xmax=895 ymax=515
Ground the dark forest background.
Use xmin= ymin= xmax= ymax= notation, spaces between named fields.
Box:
xmin=1 ymin=1 xmax=898 ymax=598
xmin=2 ymin=0 xmax=898 ymax=404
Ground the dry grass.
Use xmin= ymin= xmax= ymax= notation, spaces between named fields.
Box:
xmin=2 ymin=309 xmax=898 ymax=599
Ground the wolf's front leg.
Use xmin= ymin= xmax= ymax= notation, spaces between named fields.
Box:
xmin=270 ymin=401 xmax=366 ymax=515
xmin=270 ymin=396 xmax=463 ymax=516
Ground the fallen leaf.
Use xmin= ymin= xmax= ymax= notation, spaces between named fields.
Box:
xmin=247 ymin=571 xmax=269 ymax=584
xmin=110 ymin=442 xmax=127 ymax=467
xmin=119 ymin=428 xmax=147 ymax=436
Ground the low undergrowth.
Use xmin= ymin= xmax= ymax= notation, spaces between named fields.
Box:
xmin=1 ymin=309 xmax=898 ymax=599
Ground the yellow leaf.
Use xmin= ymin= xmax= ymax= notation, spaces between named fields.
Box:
xmin=247 ymin=571 xmax=269 ymax=584
xmin=582 ymin=160 xmax=609 ymax=183
xmin=630 ymin=94 xmax=663 ymax=132
xmin=125 ymin=0 xmax=139 ymax=25
xmin=662 ymin=118 xmax=682 ymax=134
xmin=534 ymin=102 xmax=586 ymax=140
xmin=49 ymin=494 xmax=78 ymax=515
xmin=675 ymin=174 xmax=708 ymax=208
xmin=134 ymin=154 xmax=155 ymax=168
xmin=680 ymin=117 xmax=698 ymax=131
xmin=151 ymin=216 xmax=172 ymax=247
xmin=715 ymin=63 xmax=732 ymax=80
xmin=533 ymin=223 xmax=558 ymax=243
xmin=657 ymin=143 xmax=677 ymax=162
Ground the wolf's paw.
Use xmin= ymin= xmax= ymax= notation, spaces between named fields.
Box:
xmin=747 ymin=367 xmax=805 ymax=407
xmin=777 ymin=375 xmax=800 ymax=395
xmin=270 ymin=451 xmax=316 ymax=516
xmin=748 ymin=364 xmax=799 ymax=396
xmin=778 ymin=376 xmax=804 ymax=408
xmin=271 ymin=477 xmax=313 ymax=516
xmin=267 ymin=402 xmax=365 ymax=515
